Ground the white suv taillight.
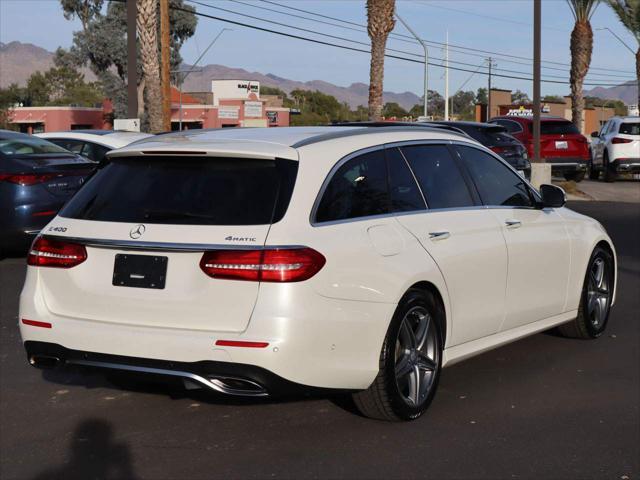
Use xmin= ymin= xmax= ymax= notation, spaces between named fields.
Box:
xmin=27 ymin=236 xmax=87 ymax=268
xmin=200 ymin=248 xmax=325 ymax=282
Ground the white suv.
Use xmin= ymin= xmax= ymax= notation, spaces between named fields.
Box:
xmin=590 ymin=116 xmax=640 ymax=182
xmin=19 ymin=126 xmax=616 ymax=421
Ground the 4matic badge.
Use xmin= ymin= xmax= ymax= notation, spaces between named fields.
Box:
xmin=225 ymin=236 xmax=256 ymax=242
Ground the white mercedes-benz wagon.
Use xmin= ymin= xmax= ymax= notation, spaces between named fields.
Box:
xmin=19 ymin=126 xmax=617 ymax=421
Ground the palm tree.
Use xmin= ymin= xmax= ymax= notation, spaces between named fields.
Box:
xmin=607 ymin=0 xmax=640 ymax=107
xmin=366 ymin=0 xmax=396 ymax=121
xmin=137 ymin=0 xmax=163 ymax=133
xmin=567 ymin=0 xmax=600 ymax=130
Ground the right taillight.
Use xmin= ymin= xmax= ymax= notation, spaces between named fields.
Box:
xmin=27 ymin=236 xmax=87 ymax=268
xmin=200 ymin=248 xmax=326 ymax=282
xmin=611 ymin=137 xmax=632 ymax=144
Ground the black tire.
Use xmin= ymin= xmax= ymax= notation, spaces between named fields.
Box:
xmin=352 ymin=288 xmax=443 ymax=421
xmin=603 ymin=151 xmax=616 ymax=183
xmin=564 ymin=171 xmax=585 ymax=182
xmin=588 ymin=159 xmax=599 ymax=180
xmin=557 ymin=246 xmax=614 ymax=339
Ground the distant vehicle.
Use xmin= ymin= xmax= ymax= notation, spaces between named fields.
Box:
xmin=429 ymin=121 xmax=531 ymax=179
xmin=37 ymin=130 xmax=153 ymax=163
xmin=490 ymin=116 xmax=590 ymax=182
xmin=20 ymin=126 xmax=616 ymax=421
xmin=0 ymin=130 xmax=96 ymax=256
xmin=589 ymin=116 xmax=640 ymax=182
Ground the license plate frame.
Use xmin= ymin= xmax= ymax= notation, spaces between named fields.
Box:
xmin=112 ymin=254 xmax=168 ymax=289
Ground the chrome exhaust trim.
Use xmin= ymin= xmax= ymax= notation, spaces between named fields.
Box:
xmin=68 ymin=359 xmax=269 ymax=397
xmin=29 ymin=355 xmax=61 ymax=369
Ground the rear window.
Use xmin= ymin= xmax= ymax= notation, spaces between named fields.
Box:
xmin=59 ymin=157 xmax=298 ymax=225
xmin=0 ymin=135 xmax=71 ymax=156
xmin=465 ymin=126 xmax=512 ymax=145
xmin=530 ymin=121 xmax=580 ymax=135
xmin=619 ymin=122 xmax=640 ymax=135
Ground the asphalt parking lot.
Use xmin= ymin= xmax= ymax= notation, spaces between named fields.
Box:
xmin=1 ymin=201 xmax=638 ymax=480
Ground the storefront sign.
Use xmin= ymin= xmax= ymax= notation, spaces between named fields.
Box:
xmin=218 ymin=106 xmax=239 ymax=119
xmin=244 ymin=101 xmax=263 ymax=118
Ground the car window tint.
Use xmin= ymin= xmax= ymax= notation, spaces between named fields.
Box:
xmin=60 ymin=157 xmax=298 ymax=225
xmin=81 ymin=142 xmax=110 ymax=163
xmin=386 ymin=147 xmax=426 ymax=213
xmin=455 ymin=146 xmax=534 ymax=207
xmin=315 ymin=150 xmax=389 ymax=223
xmin=531 ymin=121 xmax=580 ymax=135
xmin=494 ymin=119 xmax=521 ymax=133
xmin=49 ymin=139 xmax=84 ymax=154
xmin=400 ymin=144 xmax=474 ymax=209
xmin=619 ymin=122 xmax=640 ymax=135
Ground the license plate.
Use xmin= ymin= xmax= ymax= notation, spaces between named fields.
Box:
xmin=112 ymin=254 xmax=168 ymax=289
xmin=555 ymin=141 xmax=568 ymax=150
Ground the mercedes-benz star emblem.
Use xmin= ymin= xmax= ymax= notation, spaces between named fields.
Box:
xmin=129 ymin=224 xmax=146 ymax=240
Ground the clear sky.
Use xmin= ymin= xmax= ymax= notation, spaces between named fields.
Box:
xmin=1 ymin=0 xmax=636 ymax=101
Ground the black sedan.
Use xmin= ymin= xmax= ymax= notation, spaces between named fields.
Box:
xmin=0 ymin=130 xmax=96 ymax=256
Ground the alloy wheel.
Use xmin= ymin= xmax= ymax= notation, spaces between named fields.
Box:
xmin=394 ymin=306 xmax=439 ymax=406
xmin=587 ymin=257 xmax=611 ymax=329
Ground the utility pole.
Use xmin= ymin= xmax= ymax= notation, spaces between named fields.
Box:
xmin=444 ymin=30 xmax=449 ymax=121
xmin=533 ymin=0 xmax=541 ymax=165
xmin=396 ymin=14 xmax=428 ymax=119
xmin=486 ymin=57 xmax=492 ymax=122
xmin=160 ymin=0 xmax=171 ymax=132
xmin=126 ymin=0 xmax=138 ymax=119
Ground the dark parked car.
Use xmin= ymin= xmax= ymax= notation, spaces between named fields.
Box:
xmin=490 ymin=116 xmax=590 ymax=182
xmin=430 ymin=121 xmax=531 ymax=179
xmin=0 ymin=130 xmax=96 ymax=256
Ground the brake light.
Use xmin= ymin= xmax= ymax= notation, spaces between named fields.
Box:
xmin=200 ymin=248 xmax=326 ymax=282
xmin=215 ymin=340 xmax=269 ymax=348
xmin=0 ymin=173 xmax=58 ymax=185
xmin=490 ymin=146 xmax=505 ymax=154
xmin=21 ymin=319 xmax=52 ymax=329
xmin=611 ymin=137 xmax=632 ymax=144
xmin=27 ymin=236 xmax=87 ymax=268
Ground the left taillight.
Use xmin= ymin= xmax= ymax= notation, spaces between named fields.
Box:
xmin=611 ymin=137 xmax=632 ymax=144
xmin=27 ymin=236 xmax=87 ymax=268
xmin=200 ymin=247 xmax=326 ymax=282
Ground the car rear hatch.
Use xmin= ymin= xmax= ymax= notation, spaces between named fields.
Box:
xmin=34 ymin=154 xmax=299 ymax=333
xmin=468 ymin=125 xmax=528 ymax=169
xmin=536 ymin=120 xmax=589 ymax=161
xmin=616 ymin=122 xmax=640 ymax=157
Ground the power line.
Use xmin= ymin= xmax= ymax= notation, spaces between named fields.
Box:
xmin=190 ymin=0 xmax=634 ymax=84
xmin=252 ymin=0 xmax=636 ymax=76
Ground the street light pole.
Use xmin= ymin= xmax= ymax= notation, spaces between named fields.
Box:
xmin=171 ymin=28 xmax=232 ymax=131
xmin=596 ymin=27 xmax=635 ymax=55
xmin=395 ymin=14 xmax=428 ymax=119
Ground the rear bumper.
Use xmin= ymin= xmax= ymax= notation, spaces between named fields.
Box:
xmin=545 ymin=160 xmax=588 ymax=175
xmin=613 ymin=159 xmax=640 ymax=173
xmin=24 ymin=341 xmax=344 ymax=397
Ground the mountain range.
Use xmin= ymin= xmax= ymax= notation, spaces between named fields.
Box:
xmin=1 ymin=41 xmax=637 ymax=109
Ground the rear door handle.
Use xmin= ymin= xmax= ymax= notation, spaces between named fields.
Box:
xmin=428 ymin=231 xmax=450 ymax=241
xmin=505 ymin=219 xmax=522 ymax=228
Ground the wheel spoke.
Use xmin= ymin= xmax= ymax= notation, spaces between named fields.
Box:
xmin=417 ymin=351 xmax=436 ymax=372
xmin=408 ymin=365 xmax=420 ymax=405
xmin=395 ymin=353 xmax=413 ymax=379
xmin=400 ymin=319 xmax=417 ymax=349
xmin=592 ymin=259 xmax=604 ymax=288
xmin=414 ymin=314 xmax=430 ymax=350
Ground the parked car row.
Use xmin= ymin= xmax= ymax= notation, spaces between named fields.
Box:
xmin=589 ymin=116 xmax=640 ymax=182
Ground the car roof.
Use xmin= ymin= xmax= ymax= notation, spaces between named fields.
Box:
xmin=430 ymin=121 xmax=504 ymax=129
xmin=0 ymin=129 xmax=30 ymax=140
xmin=491 ymin=116 xmax=570 ymax=123
xmin=615 ymin=116 xmax=640 ymax=122
xmin=109 ymin=126 xmax=472 ymax=161
xmin=37 ymin=131 xmax=153 ymax=149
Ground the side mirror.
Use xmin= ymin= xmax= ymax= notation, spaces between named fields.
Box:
xmin=539 ymin=184 xmax=566 ymax=208
xmin=590 ymin=131 xmax=599 ymax=138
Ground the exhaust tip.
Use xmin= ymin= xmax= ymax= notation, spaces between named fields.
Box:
xmin=29 ymin=355 xmax=61 ymax=369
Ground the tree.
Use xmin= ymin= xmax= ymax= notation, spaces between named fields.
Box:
xmin=450 ymin=90 xmax=476 ymax=120
xmin=476 ymin=87 xmax=488 ymax=104
xmin=59 ymin=0 xmax=196 ymax=122
xmin=567 ymin=0 xmax=600 ymax=129
xmin=366 ymin=0 xmax=396 ymax=121
xmin=383 ymin=102 xmax=408 ymax=118
xmin=542 ymin=95 xmax=566 ymax=102
xmin=511 ymin=89 xmax=531 ymax=105
xmin=0 ymin=83 xmax=25 ymax=129
xmin=138 ymin=0 xmax=163 ymax=132
xmin=607 ymin=0 xmax=640 ymax=107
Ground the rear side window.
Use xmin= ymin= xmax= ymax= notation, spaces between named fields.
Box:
xmin=619 ymin=122 xmax=640 ymax=135
xmin=386 ymin=147 xmax=426 ymax=213
xmin=455 ymin=146 xmax=535 ymax=207
xmin=81 ymin=142 xmax=110 ymax=163
xmin=532 ymin=121 xmax=580 ymax=135
xmin=315 ymin=150 xmax=389 ymax=223
xmin=401 ymin=144 xmax=475 ymax=210
xmin=492 ymin=119 xmax=522 ymax=133
xmin=59 ymin=157 xmax=298 ymax=225
xmin=49 ymin=139 xmax=84 ymax=154
xmin=467 ymin=126 xmax=512 ymax=145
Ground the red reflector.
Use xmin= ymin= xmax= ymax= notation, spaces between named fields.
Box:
xmin=611 ymin=137 xmax=632 ymax=144
xmin=21 ymin=319 xmax=52 ymax=329
xmin=27 ymin=236 xmax=87 ymax=268
xmin=32 ymin=210 xmax=57 ymax=217
xmin=215 ymin=340 xmax=269 ymax=348
xmin=200 ymin=248 xmax=326 ymax=282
